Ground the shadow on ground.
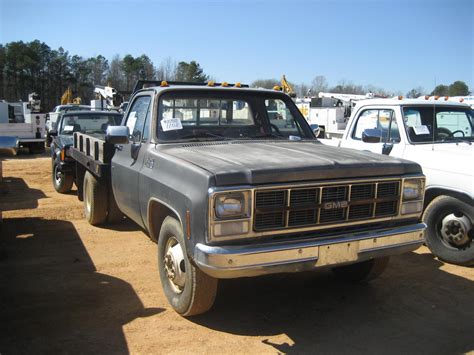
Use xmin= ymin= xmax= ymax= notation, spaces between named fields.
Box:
xmin=0 ymin=217 xmax=163 ymax=354
xmin=0 ymin=177 xmax=47 ymax=211
xmin=193 ymin=252 xmax=473 ymax=354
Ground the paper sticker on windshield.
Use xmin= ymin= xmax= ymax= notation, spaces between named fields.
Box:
xmin=161 ymin=117 xmax=183 ymax=131
xmin=63 ymin=125 xmax=74 ymax=132
xmin=413 ymin=125 xmax=430 ymax=135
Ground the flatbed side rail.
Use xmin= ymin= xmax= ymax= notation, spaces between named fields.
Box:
xmin=70 ymin=132 xmax=114 ymax=178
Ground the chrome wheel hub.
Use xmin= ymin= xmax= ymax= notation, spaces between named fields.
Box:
xmin=163 ymin=237 xmax=186 ymax=293
xmin=440 ymin=213 xmax=472 ymax=248
xmin=54 ymin=165 xmax=62 ymax=184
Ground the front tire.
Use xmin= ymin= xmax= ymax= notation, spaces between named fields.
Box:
xmin=423 ymin=196 xmax=474 ymax=266
xmin=52 ymin=162 xmax=74 ymax=193
xmin=157 ymin=216 xmax=217 ymax=316
xmin=332 ymin=257 xmax=390 ymax=282
xmin=83 ymin=171 xmax=107 ymax=226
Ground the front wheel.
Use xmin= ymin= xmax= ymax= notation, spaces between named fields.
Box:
xmin=331 ymin=257 xmax=390 ymax=282
xmin=423 ymin=196 xmax=474 ymax=266
xmin=157 ymin=216 xmax=217 ymax=316
xmin=52 ymin=162 xmax=74 ymax=193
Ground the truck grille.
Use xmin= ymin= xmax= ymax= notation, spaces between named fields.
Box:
xmin=254 ymin=180 xmax=400 ymax=231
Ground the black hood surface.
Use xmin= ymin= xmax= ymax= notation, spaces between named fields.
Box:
xmin=159 ymin=140 xmax=422 ymax=186
xmin=56 ymin=134 xmax=74 ymax=148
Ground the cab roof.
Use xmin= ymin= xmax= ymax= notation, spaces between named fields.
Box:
xmin=354 ymin=98 xmax=470 ymax=108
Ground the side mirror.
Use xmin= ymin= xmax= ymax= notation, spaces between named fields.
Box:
xmin=106 ymin=126 xmax=129 ymax=145
xmin=310 ymin=124 xmax=320 ymax=138
xmin=362 ymin=128 xmax=382 ymax=143
xmin=49 ymin=130 xmax=58 ymax=137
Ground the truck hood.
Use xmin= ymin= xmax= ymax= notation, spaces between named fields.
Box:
xmin=56 ymin=134 xmax=74 ymax=148
xmin=407 ymin=142 xmax=474 ymax=177
xmin=160 ymin=141 xmax=421 ymax=186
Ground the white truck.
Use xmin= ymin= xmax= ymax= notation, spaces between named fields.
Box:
xmin=320 ymin=97 xmax=474 ymax=265
xmin=0 ymin=93 xmax=46 ymax=155
xmin=296 ymin=92 xmax=374 ymax=139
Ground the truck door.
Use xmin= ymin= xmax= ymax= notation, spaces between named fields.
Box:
xmin=111 ymin=94 xmax=152 ymax=227
xmin=340 ymin=107 xmax=404 ymax=156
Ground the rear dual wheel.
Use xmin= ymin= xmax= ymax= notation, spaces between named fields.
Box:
xmin=83 ymin=171 xmax=124 ymax=226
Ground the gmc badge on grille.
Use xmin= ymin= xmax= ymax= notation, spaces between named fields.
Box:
xmin=323 ymin=201 xmax=348 ymax=210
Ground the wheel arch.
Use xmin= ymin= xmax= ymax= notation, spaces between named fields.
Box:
xmin=147 ymin=198 xmax=183 ymax=242
xmin=424 ymin=187 xmax=474 ymax=209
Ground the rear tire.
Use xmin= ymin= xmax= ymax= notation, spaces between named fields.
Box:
xmin=52 ymin=163 xmax=74 ymax=193
xmin=332 ymin=257 xmax=390 ymax=282
xmin=158 ymin=216 xmax=217 ymax=316
xmin=83 ymin=171 xmax=107 ymax=226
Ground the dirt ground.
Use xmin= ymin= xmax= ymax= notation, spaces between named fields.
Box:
xmin=0 ymin=151 xmax=473 ymax=354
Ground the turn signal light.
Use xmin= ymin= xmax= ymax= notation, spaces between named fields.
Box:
xmin=60 ymin=149 xmax=65 ymax=161
xmin=235 ymin=82 xmax=242 ymax=88
xmin=434 ymin=96 xmax=440 ymax=100
xmin=207 ymin=81 xmax=215 ymax=87
xmin=221 ymin=82 xmax=229 ymax=87
xmin=160 ymin=81 xmax=169 ymax=87
xmin=273 ymin=85 xmax=282 ymax=91
xmin=460 ymin=98 xmax=464 ymax=102
xmin=444 ymin=96 xmax=449 ymax=101
xmin=424 ymin=96 xmax=429 ymax=100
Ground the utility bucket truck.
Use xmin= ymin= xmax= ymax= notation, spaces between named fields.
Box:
xmin=0 ymin=93 xmax=46 ymax=155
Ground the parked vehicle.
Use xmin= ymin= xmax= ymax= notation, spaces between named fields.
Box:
xmin=45 ymin=104 xmax=91 ymax=146
xmin=321 ymin=97 xmax=474 ymax=266
xmin=69 ymin=80 xmax=426 ymax=316
xmin=50 ymin=110 xmax=122 ymax=193
xmin=0 ymin=93 xmax=46 ymax=154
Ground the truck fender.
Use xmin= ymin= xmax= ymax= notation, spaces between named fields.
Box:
xmin=147 ymin=198 xmax=183 ymax=243
xmin=424 ymin=187 xmax=474 ymax=209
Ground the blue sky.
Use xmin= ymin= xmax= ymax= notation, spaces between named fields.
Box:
xmin=1 ymin=0 xmax=473 ymax=94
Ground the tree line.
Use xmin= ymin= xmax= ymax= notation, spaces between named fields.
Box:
xmin=0 ymin=40 xmax=470 ymax=112
xmin=252 ymin=76 xmax=471 ymax=98
xmin=0 ymin=40 xmax=209 ymax=111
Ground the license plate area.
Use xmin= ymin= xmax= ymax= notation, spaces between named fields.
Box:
xmin=317 ymin=241 xmax=360 ymax=265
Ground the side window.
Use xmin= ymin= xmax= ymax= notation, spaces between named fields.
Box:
xmin=125 ymin=96 xmax=151 ymax=142
xmin=353 ymin=109 xmax=379 ymax=139
xmin=353 ymin=109 xmax=400 ymax=143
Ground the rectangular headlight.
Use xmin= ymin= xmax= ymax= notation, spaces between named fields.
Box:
xmin=403 ymin=179 xmax=424 ymax=201
xmin=214 ymin=191 xmax=250 ymax=219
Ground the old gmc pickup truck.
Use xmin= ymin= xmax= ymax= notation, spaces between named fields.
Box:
xmin=69 ymin=81 xmax=426 ymax=316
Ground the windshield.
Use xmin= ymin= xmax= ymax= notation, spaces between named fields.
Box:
xmin=403 ymin=106 xmax=474 ymax=143
xmin=60 ymin=114 xmax=122 ymax=134
xmin=157 ymin=91 xmax=312 ymax=141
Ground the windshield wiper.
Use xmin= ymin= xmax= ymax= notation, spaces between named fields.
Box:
xmin=177 ymin=131 xmax=232 ymax=141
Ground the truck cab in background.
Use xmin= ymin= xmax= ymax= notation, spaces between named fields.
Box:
xmin=336 ymin=98 xmax=474 ymax=266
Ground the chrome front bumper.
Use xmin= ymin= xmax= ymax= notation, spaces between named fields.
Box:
xmin=194 ymin=223 xmax=426 ymax=279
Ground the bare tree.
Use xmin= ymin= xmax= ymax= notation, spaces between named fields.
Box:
xmin=311 ymin=75 xmax=328 ymax=94
xmin=156 ymin=57 xmax=177 ymax=81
